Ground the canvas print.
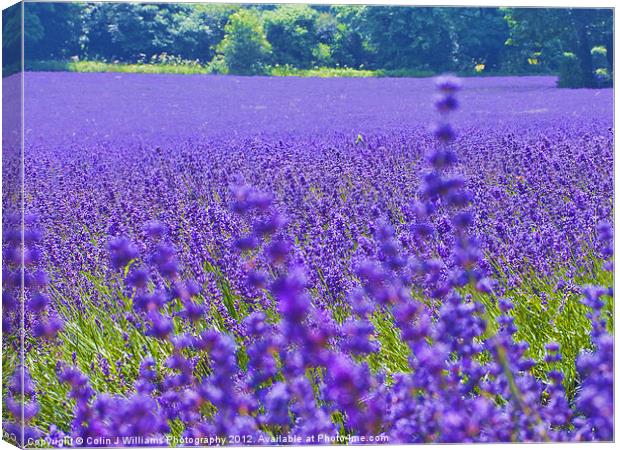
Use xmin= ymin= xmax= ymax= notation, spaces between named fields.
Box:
xmin=1 ymin=2 xmax=614 ymax=447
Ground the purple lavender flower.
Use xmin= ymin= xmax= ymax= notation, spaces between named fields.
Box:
xmin=125 ymin=267 xmax=150 ymax=289
xmin=431 ymin=122 xmax=457 ymax=143
xmin=435 ymin=74 xmax=462 ymax=93
xmin=143 ymin=220 xmax=167 ymax=239
xmin=108 ymin=237 xmax=139 ymax=270
xmin=11 ymin=67 xmax=613 ymax=445
xmin=33 ymin=317 xmax=63 ymax=339
xmin=434 ymin=94 xmax=459 ymax=113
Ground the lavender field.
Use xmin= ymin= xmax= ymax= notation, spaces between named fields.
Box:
xmin=3 ymin=73 xmax=614 ymax=445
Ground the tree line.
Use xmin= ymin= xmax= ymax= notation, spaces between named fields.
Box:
xmin=18 ymin=4 xmax=614 ymax=86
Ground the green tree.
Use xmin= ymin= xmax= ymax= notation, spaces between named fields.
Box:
xmin=329 ymin=6 xmax=371 ymax=68
xmin=448 ymin=8 xmax=509 ymax=72
xmin=81 ymin=3 xmax=185 ymax=62
xmin=3 ymin=3 xmax=23 ymax=75
xmin=315 ymin=11 xmax=338 ymax=45
xmin=263 ymin=5 xmax=319 ymax=68
xmin=361 ymin=7 xmax=456 ymax=71
xmin=215 ymin=10 xmax=271 ymax=75
xmin=24 ymin=2 xmax=82 ymax=60
xmin=504 ymin=8 xmax=613 ymax=86
xmin=170 ymin=4 xmax=239 ymax=63
xmin=13 ymin=3 xmax=614 ymax=81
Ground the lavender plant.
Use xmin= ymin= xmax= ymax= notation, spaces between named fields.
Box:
xmin=2 ymin=73 xmax=613 ymax=446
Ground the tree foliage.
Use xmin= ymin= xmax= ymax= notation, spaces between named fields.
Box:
xmin=20 ymin=3 xmax=613 ymax=86
xmin=24 ymin=3 xmax=81 ymax=60
xmin=360 ymin=7 xmax=456 ymax=71
xmin=2 ymin=3 xmax=23 ymax=75
xmin=263 ymin=5 xmax=319 ymax=68
xmin=170 ymin=4 xmax=240 ymax=63
xmin=215 ymin=9 xmax=271 ymax=75
xmin=504 ymin=8 xmax=613 ymax=86
xmin=81 ymin=3 xmax=182 ymax=61
xmin=450 ymin=8 xmax=509 ymax=72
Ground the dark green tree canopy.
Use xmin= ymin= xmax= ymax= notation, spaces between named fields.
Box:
xmin=504 ymin=8 xmax=613 ymax=86
xmin=24 ymin=2 xmax=82 ymax=60
xmin=18 ymin=3 xmax=613 ymax=86
xmin=263 ymin=5 xmax=319 ymax=68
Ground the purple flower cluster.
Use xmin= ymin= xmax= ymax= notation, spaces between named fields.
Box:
xmin=571 ymin=225 xmax=614 ymax=440
xmin=54 ymin=187 xmax=612 ymax=443
xmin=2 ymin=366 xmax=43 ymax=445
xmin=4 ymin=72 xmax=612 ymax=445
xmin=57 ymin=364 xmax=169 ymax=441
xmin=21 ymin=75 xmax=612 ymax=330
xmin=2 ymin=216 xmax=62 ymax=446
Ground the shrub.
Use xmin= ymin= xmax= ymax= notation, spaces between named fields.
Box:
xmin=214 ymin=10 xmax=271 ymax=76
xmin=557 ymin=52 xmax=585 ymax=88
